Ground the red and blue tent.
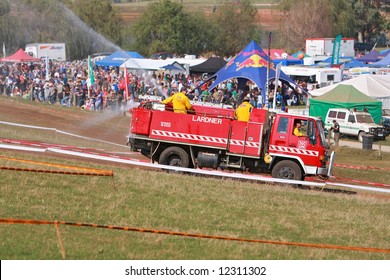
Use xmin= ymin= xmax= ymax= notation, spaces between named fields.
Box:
xmin=207 ymin=40 xmax=295 ymax=95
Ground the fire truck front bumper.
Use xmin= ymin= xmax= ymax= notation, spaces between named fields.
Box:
xmin=317 ymin=166 xmax=330 ymax=177
xmin=318 ymin=150 xmax=335 ymax=178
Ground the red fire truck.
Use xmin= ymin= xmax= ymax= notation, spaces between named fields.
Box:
xmin=128 ymin=102 xmax=334 ymax=181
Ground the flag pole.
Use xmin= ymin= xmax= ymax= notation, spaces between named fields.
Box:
xmin=88 ymin=55 xmax=95 ymax=99
xmin=45 ymin=55 xmax=49 ymax=81
xmin=273 ymin=62 xmax=282 ymax=110
xmin=266 ymin=32 xmax=272 ymax=109
xmin=124 ymin=67 xmax=129 ymax=102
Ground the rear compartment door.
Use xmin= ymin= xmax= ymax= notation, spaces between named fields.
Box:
xmin=229 ymin=121 xmax=263 ymax=156
xmin=131 ymin=108 xmax=153 ymax=135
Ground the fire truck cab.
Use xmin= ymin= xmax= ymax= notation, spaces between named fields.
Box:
xmin=128 ymin=101 xmax=333 ymax=181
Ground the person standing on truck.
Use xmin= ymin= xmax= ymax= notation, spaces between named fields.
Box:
xmin=235 ymin=95 xmax=253 ymax=122
xmin=161 ymin=86 xmax=194 ymax=113
xmin=330 ymin=120 xmax=340 ymax=146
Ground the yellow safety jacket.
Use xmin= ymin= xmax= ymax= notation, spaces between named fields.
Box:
xmin=235 ymin=101 xmax=253 ymax=122
xmin=162 ymin=92 xmax=193 ymax=113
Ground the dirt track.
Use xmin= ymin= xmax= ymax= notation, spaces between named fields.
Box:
xmin=0 ymin=97 xmax=129 ymax=146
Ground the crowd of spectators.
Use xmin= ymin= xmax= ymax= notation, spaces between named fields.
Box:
xmin=0 ymin=60 xmax=309 ymax=112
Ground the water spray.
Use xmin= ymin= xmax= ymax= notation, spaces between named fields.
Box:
xmin=58 ymin=2 xmax=122 ymax=53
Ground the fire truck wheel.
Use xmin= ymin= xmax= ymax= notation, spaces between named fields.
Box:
xmin=271 ymin=160 xmax=302 ymax=181
xmin=159 ymin=147 xmax=190 ymax=167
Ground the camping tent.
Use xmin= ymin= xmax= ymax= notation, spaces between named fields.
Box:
xmin=309 ymin=84 xmax=383 ymax=123
xmin=356 ymin=49 xmax=380 ymax=63
xmin=95 ymin=50 xmax=144 ymax=67
xmin=207 ymin=40 xmax=296 ymax=98
xmin=1 ymin=48 xmax=40 ymax=63
xmin=310 ymin=74 xmax=390 ymax=110
xmin=189 ymin=57 xmax=227 ymax=74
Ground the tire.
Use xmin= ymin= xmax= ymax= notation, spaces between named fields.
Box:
xmin=159 ymin=146 xmax=190 ymax=168
xmin=358 ymin=131 xmax=364 ymax=142
xmin=271 ymin=160 xmax=303 ymax=181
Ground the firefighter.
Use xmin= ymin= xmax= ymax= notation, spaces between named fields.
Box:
xmin=234 ymin=95 xmax=253 ymax=122
xmin=293 ymin=121 xmax=305 ymax=137
xmin=162 ymin=87 xmax=194 ymax=114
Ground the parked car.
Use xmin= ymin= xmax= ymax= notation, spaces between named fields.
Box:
xmin=381 ymin=109 xmax=390 ymax=137
xmin=324 ymin=108 xmax=386 ymax=142
xmin=150 ymin=52 xmax=174 ymax=60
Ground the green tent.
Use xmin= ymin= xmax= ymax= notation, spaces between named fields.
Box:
xmin=309 ymin=84 xmax=383 ymax=123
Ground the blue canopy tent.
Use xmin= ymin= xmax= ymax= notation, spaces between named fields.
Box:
xmin=356 ymin=49 xmax=380 ymax=63
xmin=95 ymin=51 xmax=144 ymax=67
xmin=161 ymin=64 xmax=182 ymax=71
xmin=315 ymin=56 xmax=365 ymax=68
xmin=207 ymin=40 xmax=296 ymax=100
xmin=160 ymin=61 xmax=186 ymax=72
xmin=272 ymin=57 xmax=303 ymax=66
xmin=377 ymin=49 xmax=390 ymax=60
xmin=371 ymin=53 xmax=390 ymax=67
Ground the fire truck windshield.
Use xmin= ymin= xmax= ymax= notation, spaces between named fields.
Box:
xmin=316 ymin=119 xmax=327 ymax=147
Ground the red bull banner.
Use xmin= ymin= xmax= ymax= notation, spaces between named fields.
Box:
xmin=208 ymin=40 xmax=294 ymax=96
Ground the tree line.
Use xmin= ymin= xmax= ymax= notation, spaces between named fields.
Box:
xmin=0 ymin=0 xmax=388 ymax=60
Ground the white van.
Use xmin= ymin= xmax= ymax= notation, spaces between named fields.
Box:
xmin=324 ymin=108 xmax=387 ymax=142
xmin=281 ymin=66 xmax=342 ymax=88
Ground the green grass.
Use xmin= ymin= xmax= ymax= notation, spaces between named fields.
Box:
xmin=115 ymin=0 xmax=277 ymax=13
xmin=330 ymin=147 xmax=390 ymax=185
xmin=0 ymin=149 xmax=389 ymax=260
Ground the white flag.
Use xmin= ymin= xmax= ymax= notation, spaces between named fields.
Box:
xmin=273 ymin=62 xmax=282 ymax=109
xmin=45 ymin=55 xmax=49 ymax=80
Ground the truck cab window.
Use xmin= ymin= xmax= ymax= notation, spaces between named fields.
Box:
xmin=293 ymin=119 xmax=306 ymax=137
xmin=278 ymin=117 xmax=289 ymax=134
xmin=348 ymin=115 xmax=356 ymax=123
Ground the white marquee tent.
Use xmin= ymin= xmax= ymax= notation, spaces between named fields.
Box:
xmin=120 ymin=58 xmax=206 ymax=73
xmin=310 ymin=74 xmax=390 ymax=109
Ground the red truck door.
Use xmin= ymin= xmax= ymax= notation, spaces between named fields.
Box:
xmin=131 ymin=108 xmax=153 ymax=135
xmin=289 ymin=118 xmax=310 ymax=149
